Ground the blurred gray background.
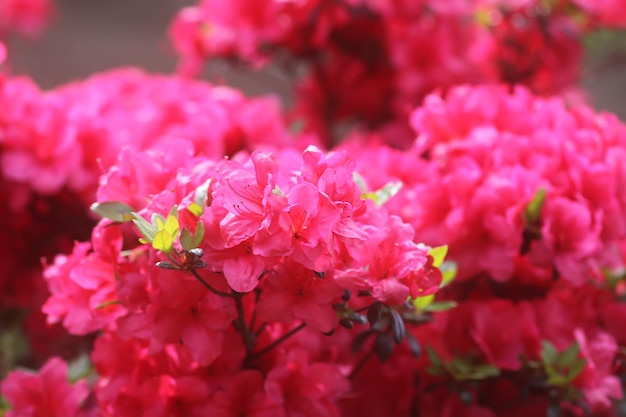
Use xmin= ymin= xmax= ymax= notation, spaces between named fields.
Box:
xmin=5 ymin=0 xmax=626 ymax=120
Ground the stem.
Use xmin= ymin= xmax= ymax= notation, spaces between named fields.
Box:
xmin=349 ymin=347 xmax=376 ymax=380
xmin=249 ymin=322 xmax=306 ymax=360
xmin=234 ymin=293 xmax=255 ymax=354
xmin=189 ymin=269 xmax=233 ymax=298
xmin=255 ymin=322 xmax=268 ymax=337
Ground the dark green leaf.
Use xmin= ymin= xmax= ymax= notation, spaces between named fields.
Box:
xmin=389 ymin=308 xmax=405 ymax=344
xmin=375 ymin=332 xmax=394 ymax=363
xmin=367 ymin=302 xmax=382 ymax=326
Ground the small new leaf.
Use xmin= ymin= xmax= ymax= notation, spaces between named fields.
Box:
xmin=524 ymin=187 xmax=546 ymax=225
xmin=90 ymin=201 xmax=135 ymax=222
xmin=180 ymin=228 xmax=194 ymax=251
xmin=413 ymin=294 xmax=435 ymax=311
xmin=153 ymin=230 xmax=174 ymax=254
xmin=363 ymin=181 xmax=403 ymax=206
xmin=560 ymin=342 xmax=580 ymax=367
xmin=194 ymin=221 xmax=205 ymax=247
xmin=353 ymin=172 xmax=368 ymax=193
xmin=541 ymin=341 xmax=560 ymax=366
xmin=131 ymin=213 xmax=157 ymax=243
xmin=440 ymin=261 xmax=458 ymax=287
xmin=429 ymin=245 xmax=448 ymax=268
xmin=194 ymin=179 xmax=211 ymax=209
xmin=424 ymin=301 xmax=458 ymax=313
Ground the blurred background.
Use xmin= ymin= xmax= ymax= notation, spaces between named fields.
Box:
xmin=5 ymin=0 xmax=626 ymax=119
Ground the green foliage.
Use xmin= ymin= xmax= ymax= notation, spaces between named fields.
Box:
xmin=541 ymin=341 xmax=587 ymax=387
xmin=353 ymin=172 xmax=403 ymax=206
xmin=426 ymin=348 xmax=500 ymax=381
xmin=90 ymin=201 xmax=135 ymax=222
xmin=429 ymin=245 xmax=448 ymax=267
xmin=523 ymin=187 xmax=546 ymax=225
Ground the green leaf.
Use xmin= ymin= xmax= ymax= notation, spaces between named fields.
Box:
xmin=188 ymin=202 xmax=204 ymax=217
xmin=131 ymin=213 xmax=157 ymax=243
xmin=546 ymin=367 xmax=570 ymax=387
xmin=560 ymin=342 xmax=581 ymax=367
xmin=524 ymin=187 xmax=546 ymax=224
xmin=153 ymin=230 xmax=174 ymax=254
xmin=363 ymin=181 xmax=403 ymax=206
xmin=163 ymin=212 xmax=180 ymax=240
xmin=194 ymin=221 xmax=205 ymax=247
xmin=194 ymin=179 xmax=212 ymax=209
xmin=413 ymin=294 xmax=434 ymax=311
xmin=90 ymin=201 xmax=135 ymax=222
xmin=424 ymin=301 xmax=458 ymax=313
xmin=426 ymin=347 xmax=443 ymax=376
xmin=463 ymin=363 xmax=500 ymax=380
xmin=440 ymin=261 xmax=458 ymax=287
xmin=541 ymin=340 xmax=559 ymax=366
xmin=429 ymin=245 xmax=448 ymax=268
xmin=373 ymin=181 xmax=402 ymax=206
xmin=180 ymin=228 xmax=194 ymax=251
xmin=67 ymin=353 xmax=92 ymax=382
xmin=95 ymin=300 xmax=120 ymax=309
xmin=566 ymin=359 xmax=587 ymax=382
xmin=353 ymin=172 xmax=368 ymax=193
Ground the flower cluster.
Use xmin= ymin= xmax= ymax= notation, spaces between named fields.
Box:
xmin=169 ymin=0 xmax=626 ymax=144
xmin=338 ymin=85 xmax=626 ymax=415
xmin=1 ymin=1 xmax=626 ymax=416
xmin=0 ymin=68 xmax=297 ymax=372
xmin=38 ymin=141 xmax=441 ymax=416
xmin=0 ymin=0 xmax=54 ymax=38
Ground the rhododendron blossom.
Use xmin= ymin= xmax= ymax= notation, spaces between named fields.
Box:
xmin=3 ymin=1 xmax=626 ymax=416
xmin=0 ymin=357 xmax=88 ymax=417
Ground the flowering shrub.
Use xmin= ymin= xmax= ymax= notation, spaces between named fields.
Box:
xmin=0 ymin=67 xmax=298 ymax=371
xmin=0 ymin=0 xmax=53 ymax=38
xmin=338 ymin=85 xmax=626 ymax=415
xmin=170 ymin=0 xmax=626 ymax=145
xmin=1 ymin=1 xmax=626 ymax=417
xmin=42 ymin=143 xmax=442 ymax=416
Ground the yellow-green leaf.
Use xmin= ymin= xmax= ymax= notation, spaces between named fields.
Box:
xmin=524 ymin=187 xmax=546 ymax=225
xmin=188 ymin=202 xmax=204 ymax=217
xmin=153 ymin=230 xmax=174 ymax=254
xmin=132 ymin=213 xmax=157 ymax=243
xmin=194 ymin=221 xmax=205 ymax=247
xmin=440 ymin=261 xmax=458 ymax=287
xmin=163 ymin=213 xmax=180 ymax=239
xmin=424 ymin=301 xmax=457 ymax=313
xmin=429 ymin=245 xmax=448 ymax=268
xmin=413 ymin=294 xmax=435 ymax=311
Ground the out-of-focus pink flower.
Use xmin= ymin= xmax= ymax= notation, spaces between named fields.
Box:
xmin=0 ymin=357 xmax=89 ymax=417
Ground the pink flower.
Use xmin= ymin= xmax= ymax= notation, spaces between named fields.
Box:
xmin=0 ymin=357 xmax=89 ymax=417
xmin=265 ymin=348 xmax=349 ymax=417
xmin=335 ymin=214 xmax=433 ymax=305
xmin=0 ymin=0 xmax=54 ymax=37
xmin=203 ymin=371 xmax=281 ymax=417
xmin=256 ymin=259 xmax=341 ymax=332
xmin=43 ymin=224 xmax=126 ymax=335
xmin=573 ymin=329 xmax=623 ymax=413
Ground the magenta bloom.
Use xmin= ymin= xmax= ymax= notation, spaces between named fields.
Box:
xmin=0 ymin=357 xmax=89 ymax=417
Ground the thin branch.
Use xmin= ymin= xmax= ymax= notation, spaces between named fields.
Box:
xmin=189 ymin=269 xmax=233 ymax=298
xmin=234 ymin=293 xmax=256 ymax=354
xmin=349 ymin=346 xmax=376 ymax=380
xmin=249 ymin=322 xmax=307 ymax=360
